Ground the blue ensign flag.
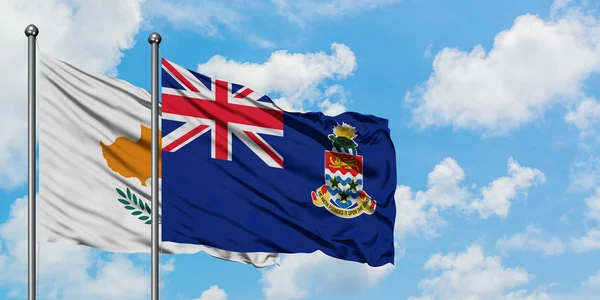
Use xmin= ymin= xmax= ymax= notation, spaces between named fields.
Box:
xmin=160 ymin=58 xmax=397 ymax=266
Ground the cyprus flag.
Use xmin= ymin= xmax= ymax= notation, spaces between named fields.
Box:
xmin=38 ymin=53 xmax=279 ymax=267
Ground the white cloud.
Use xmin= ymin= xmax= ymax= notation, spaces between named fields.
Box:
xmin=160 ymin=257 xmax=176 ymax=273
xmin=585 ymin=188 xmax=600 ymax=222
xmin=272 ymin=98 xmax=306 ymax=113
xmin=494 ymin=187 xmax=600 ymax=256
xmin=147 ymin=0 xmax=404 ymax=31
xmin=550 ymin=0 xmax=574 ymax=17
xmin=194 ymin=285 xmax=228 ymax=300
xmin=394 ymin=158 xmax=467 ymax=238
xmin=317 ymin=85 xmax=348 ymax=116
xmin=395 ymin=157 xmax=545 ymax=238
xmin=565 ymin=97 xmax=600 ymax=135
xmin=571 ymin=228 xmax=600 ymax=253
xmin=570 ymin=186 xmax=600 ymax=253
xmin=143 ymin=0 xmax=242 ymax=37
xmin=62 ymin=255 xmax=150 ymax=300
xmin=504 ymin=289 xmax=552 ymax=300
xmin=406 ymin=4 xmax=600 ymax=136
xmin=0 ymin=0 xmax=144 ymax=188
xmin=196 ymin=42 xmax=357 ymax=113
xmin=496 ymin=225 xmax=566 ymax=257
xmin=259 ymin=251 xmax=394 ymax=300
xmin=469 ymin=158 xmax=546 ymax=219
xmin=318 ymin=100 xmax=347 ymax=116
xmin=569 ymin=157 xmax=600 ymax=192
xmin=0 ymin=196 xmax=164 ymax=299
xmin=409 ymin=244 xmax=535 ymax=300
xmin=272 ymin=0 xmax=402 ymax=24
xmin=582 ymin=270 xmax=600 ymax=289
xmin=0 ymin=198 xmax=89 ymax=288
xmin=142 ymin=0 xmax=278 ymax=49
xmin=567 ymin=186 xmax=600 ymax=253
xmin=394 ymin=184 xmax=445 ymax=238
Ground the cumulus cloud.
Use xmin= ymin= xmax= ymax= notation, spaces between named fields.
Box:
xmin=571 ymin=228 xmax=600 ymax=253
xmin=395 ymin=157 xmax=545 ymax=238
xmin=259 ymin=251 xmax=394 ymax=300
xmin=582 ymin=270 xmax=600 ymax=289
xmin=569 ymin=187 xmax=600 ymax=253
xmin=0 ymin=0 xmax=144 ymax=188
xmin=565 ymin=97 xmax=600 ymax=136
xmin=393 ymin=158 xmax=466 ymax=238
xmin=569 ymin=157 xmax=600 ymax=192
xmin=196 ymin=43 xmax=357 ymax=113
xmin=317 ymin=85 xmax=349 ymax=116
xmin=408 ymin=244 xmax=539 ymax=300
xmin=469 ymin=158 xmax=546 ymax=219
xmin=406 ymin=3 xmax=600 ymax=136
xmin=496 ymin=225 xmax=566 ymax=257
xmin=585 ymin=188 xmax=600 ymax=222
xmin=569 ymin=184 xmax=600 ymax=253
xmin=0 ymin=197 xmax=169 ymax=299
xmin=194 ymin=285 xmax=228 ymax=300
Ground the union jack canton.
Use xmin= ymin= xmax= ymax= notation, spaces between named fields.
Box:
xmin=161 ymin=58 xmax=284 ymax=168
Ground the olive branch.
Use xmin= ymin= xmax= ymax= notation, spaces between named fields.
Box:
xmin=116 ymin=187 xmax=153 ymax=224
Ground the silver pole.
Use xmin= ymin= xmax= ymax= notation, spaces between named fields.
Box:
xmin=25 ymin=24 xmax=39 ymax=300
xmin=148 ymin=32 xmax=162 ymax=300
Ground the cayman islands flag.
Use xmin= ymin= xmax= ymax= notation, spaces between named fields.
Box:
xmin=161 ymin=58 xmax=397 ymax=266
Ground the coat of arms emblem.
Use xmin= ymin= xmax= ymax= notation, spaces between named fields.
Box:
xmin=311 ymin=123 xmax=377 ymax=218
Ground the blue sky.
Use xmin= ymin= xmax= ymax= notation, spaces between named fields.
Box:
xmin=2 ymin=0 xmax=600 ymax=299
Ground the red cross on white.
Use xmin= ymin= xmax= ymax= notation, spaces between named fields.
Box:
xmin=161 ymin=58 xmax=284 ymax=168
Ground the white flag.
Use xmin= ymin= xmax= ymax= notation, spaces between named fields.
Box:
xmin=38 ymin=52 xmax=279 ymax=267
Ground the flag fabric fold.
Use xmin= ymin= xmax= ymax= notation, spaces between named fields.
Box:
xmin=38 ymin=52 xmax=279 ymax=268
xmin=161 ymin=58 xmax=397 ymax=267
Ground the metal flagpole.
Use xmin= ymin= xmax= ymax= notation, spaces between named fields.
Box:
xmin=148 ymin=32 xmax=162 ymax=300
xmin=25 ymin=24 xmax=39 ymax=300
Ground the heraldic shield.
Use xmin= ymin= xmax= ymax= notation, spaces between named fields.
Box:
xmin=311 ymin=123 xmax=377 ymax=218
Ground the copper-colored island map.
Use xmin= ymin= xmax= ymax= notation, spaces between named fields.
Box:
xmin=100 ymin=124 xmax=162 ymax=186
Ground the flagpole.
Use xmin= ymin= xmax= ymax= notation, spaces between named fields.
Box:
xmin=149 ymin=32 xmax=162 ymax=300
xmin=25 ymin=24 xmax=39 ymax=300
